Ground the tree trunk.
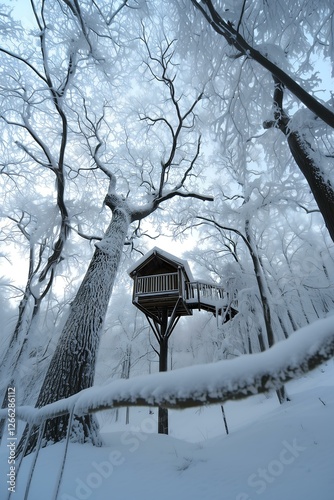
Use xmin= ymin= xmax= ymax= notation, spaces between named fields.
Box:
xmin=264 ymin=78 xmax=334 ymax=244
xmin=19 ymin=205 xmax=130 ymax=455
xmin=287 ymin=131 xmax=334 ymax=243
xmin=244 ymin=220 xmax=275 ymax=349
xmin=0 ymin=293 xmax=38 ymax=442
xmin=244 ymin=220 xmax=287 ymax=404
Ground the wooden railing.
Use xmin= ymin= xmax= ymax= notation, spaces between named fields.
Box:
xmin=134 ymin=274 xmax=226 ymax=306
xmin=185 ymin=281 xmax=225 ymax=303
xmin=134 ymin=273 xmax=179 ymax=295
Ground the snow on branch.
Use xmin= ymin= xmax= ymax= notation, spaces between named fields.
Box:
xmin=3 ymin=315 xmax=334 ymax=425
xmin=191 ymin=0 xmax=334 ymax=129
xmin=129 ymin=187 xmax=213 ymax=222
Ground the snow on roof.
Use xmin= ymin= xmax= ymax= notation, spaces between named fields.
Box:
xmin=128 ymin=246 xmax=194 ymax=281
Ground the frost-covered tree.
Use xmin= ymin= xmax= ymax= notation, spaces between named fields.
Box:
xmin=1 ymin=0 xmax=334 ymax=457
xmin=185 ymin=173 xmax=334 ymax=363
xmin=183 ymin=0 xmax=334 ymax=241
xmin=168 ymin=0 xmax=334 ymax=399
xmin=0 ymin=2 xmax=213 ymax=453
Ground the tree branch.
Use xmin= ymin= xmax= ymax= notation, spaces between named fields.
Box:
xmin=6 ymin=316 xmax=334 ymax=423
xmin=0 ymin=47 xmax=48 ymax=84
xmin=130 ymin=191 xmax=213 ymax=222
xmin=191 ymin=0 xmax=334 ymax=128
xmin=69 ymin=225 xmax=103 ymax=242
xmin=195 ymin=215 xmax=253 ymax=253
xmin=236 ymin=0 xmax=247 ymax=34
xmin=157 ymin=190 xmax=213 ymax=205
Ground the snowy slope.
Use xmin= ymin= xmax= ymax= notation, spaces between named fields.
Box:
xmin=1 ymin=362 xmax=333 ymax=500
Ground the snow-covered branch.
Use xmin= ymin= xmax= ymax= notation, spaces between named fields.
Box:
xmin=156 ymin=190 xmax=214 ymax=206
xmin=0 ymin=46 xmax=47 ymax=84
xmin=195 ymin=215 xmax=252 ymax=252
xmin=5 ymin=316 xmax=334 ymax=424
xmin=129 ymin=189 xmax=213 ymax=222
xmin=191 ymin=0 xmax=334 ymax=128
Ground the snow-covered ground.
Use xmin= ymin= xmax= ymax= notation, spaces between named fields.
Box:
xmin=1 ymin=361 xmax=333 ymax=500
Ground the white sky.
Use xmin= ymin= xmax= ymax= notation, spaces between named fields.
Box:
xmin=3 ymin=0 xmax=34 ymax=24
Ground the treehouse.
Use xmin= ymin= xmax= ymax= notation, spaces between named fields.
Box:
xmin=128 ymin=247 xmax=237 ymax=323
xmin=128 ymin=247 xmax=237 ymax=435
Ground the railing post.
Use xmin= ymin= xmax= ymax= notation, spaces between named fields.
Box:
xmin=178 ymin=267 xmax=183 ymax=298
xmin=133 ymin=272 xmax=137 ymax=299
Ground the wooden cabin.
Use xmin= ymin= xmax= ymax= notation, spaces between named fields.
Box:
xmin=128 ymin=247 xmax=237 ymax=322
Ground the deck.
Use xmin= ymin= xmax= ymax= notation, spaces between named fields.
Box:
xmin=133 ymin=272 xmax=233 ymax=318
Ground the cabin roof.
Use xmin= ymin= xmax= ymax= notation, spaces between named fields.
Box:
xmin=128 ymin=246 xmax=194 ymax=281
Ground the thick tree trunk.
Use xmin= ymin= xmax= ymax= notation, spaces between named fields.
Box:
xmin=19 ymin=205 xmax=130 ymax=455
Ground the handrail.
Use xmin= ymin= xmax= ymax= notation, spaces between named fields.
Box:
xmin=185 ymin=281 xmax=225 ymax=303
xmin=134 ymin=273 xmax=179 ymax=295
xmin=134 ymin=274 xmax=225 ymax=304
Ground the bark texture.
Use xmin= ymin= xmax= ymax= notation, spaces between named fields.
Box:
xmin=19 ymin=205 xmax=130 ymax=455
xmin=264 ymin=78 xmax=334 ymax=243
xmin=287 ymin=131 xmax=334 ymax=242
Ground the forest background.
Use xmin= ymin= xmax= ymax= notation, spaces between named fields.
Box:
xmin=0 ymin=0 xmax=334 ymax=450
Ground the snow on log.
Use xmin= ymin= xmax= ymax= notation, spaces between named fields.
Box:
xmin=2 ymin=315 xmax=334 ymax=424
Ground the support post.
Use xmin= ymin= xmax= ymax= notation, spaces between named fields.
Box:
xmin=158 ymin=309 xmax=168 ymax=435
